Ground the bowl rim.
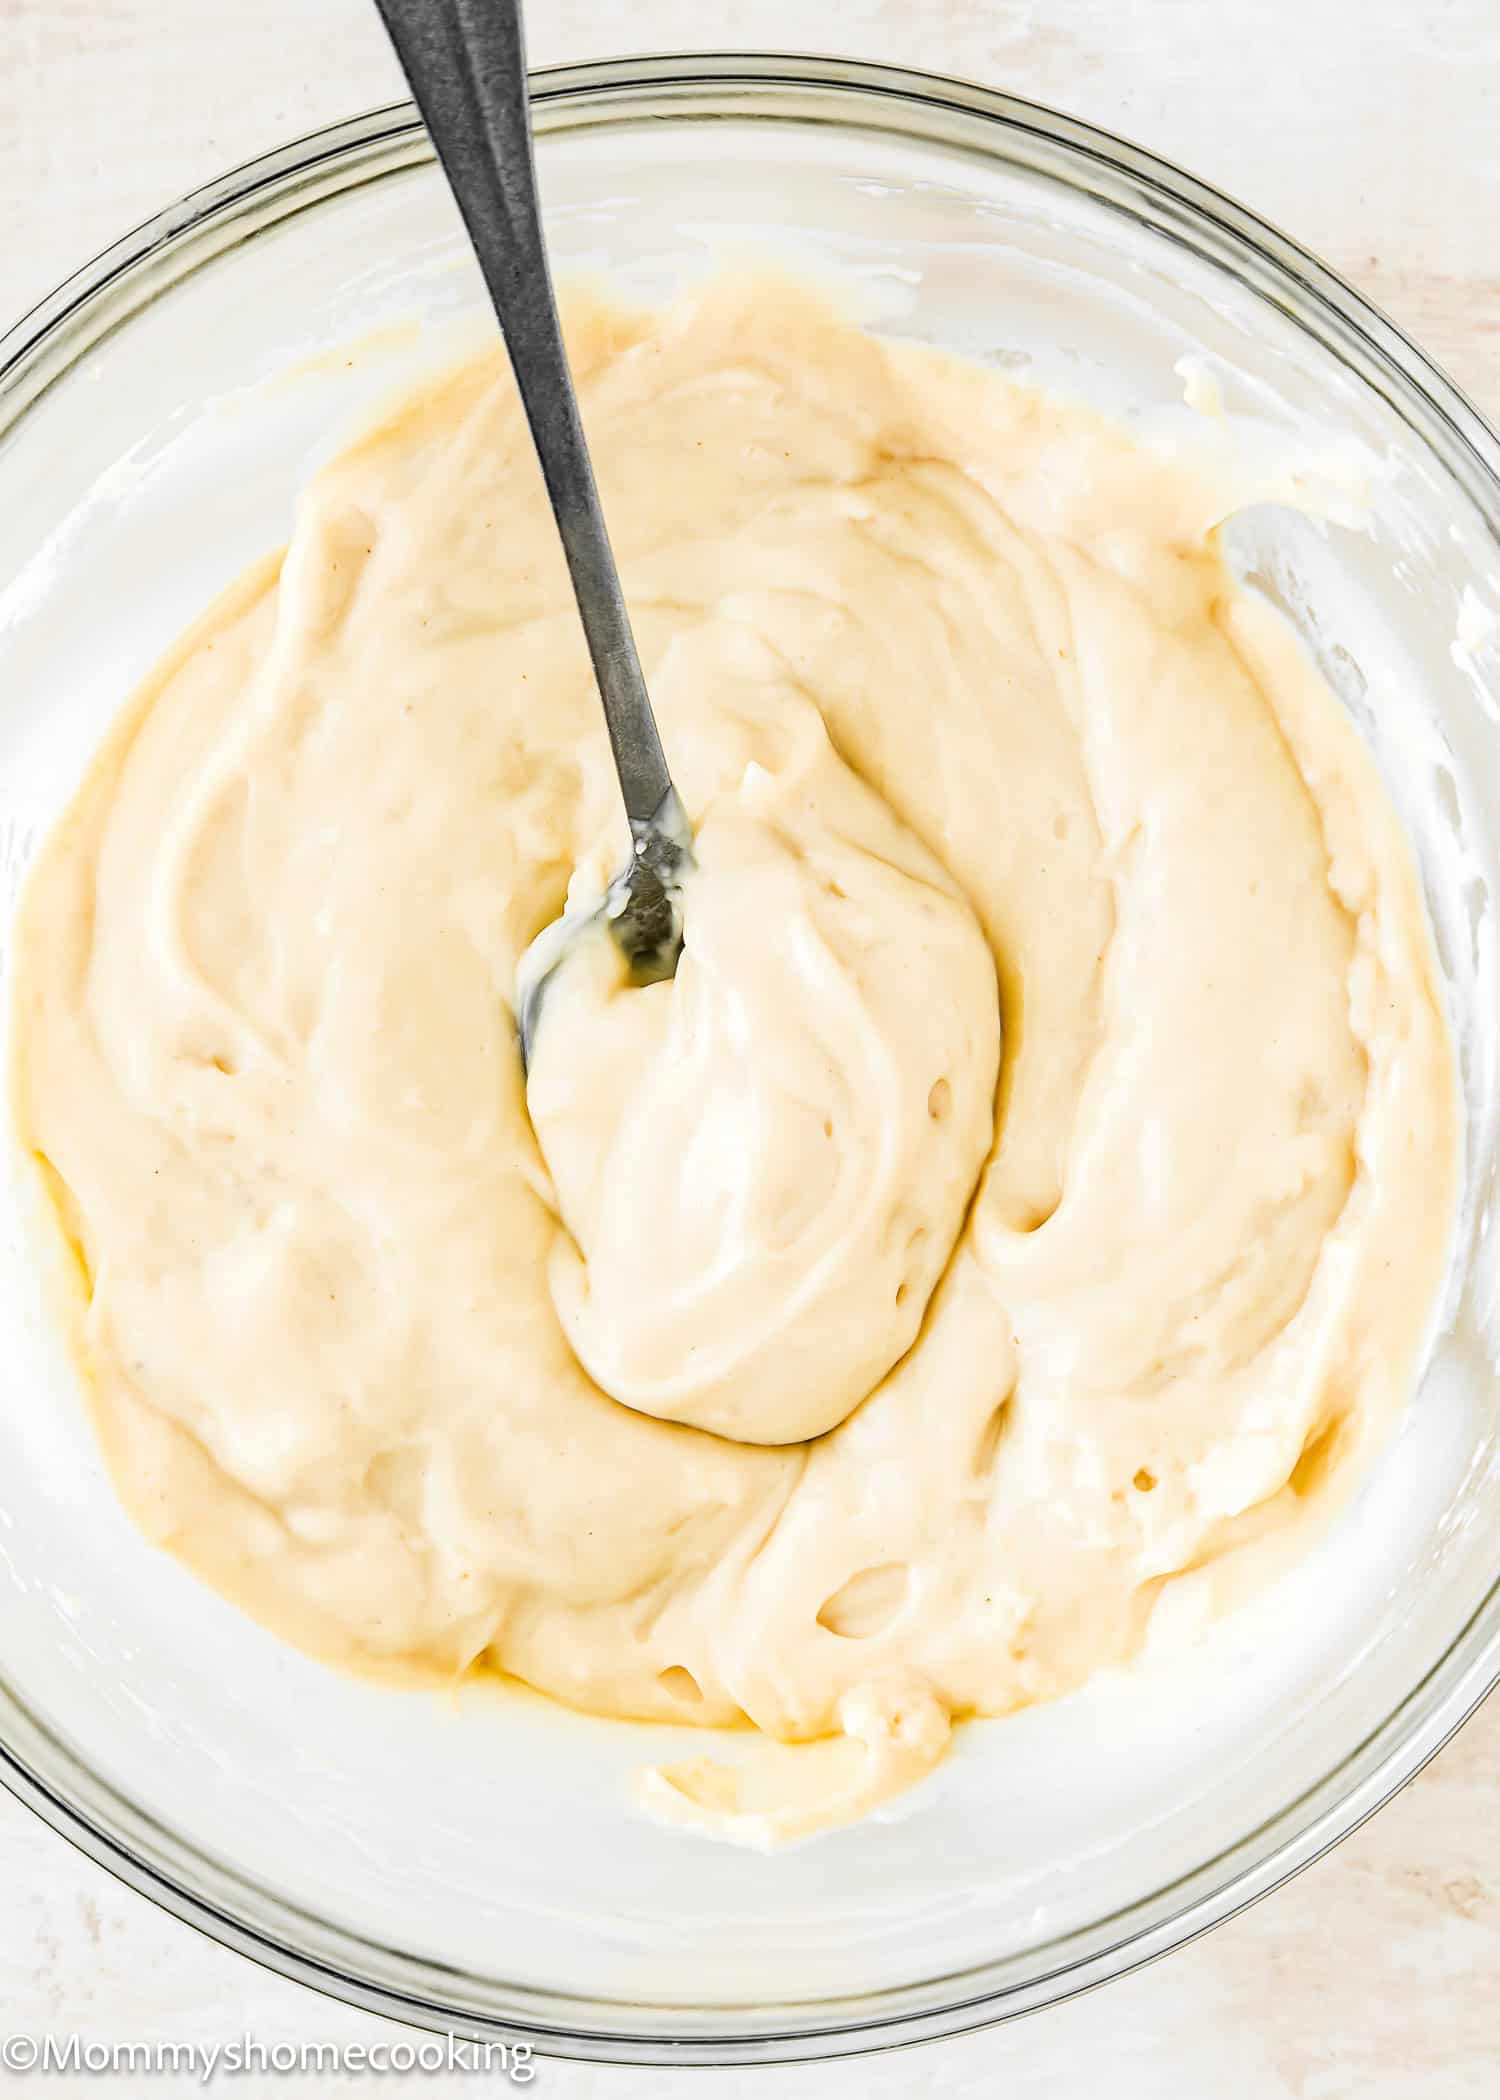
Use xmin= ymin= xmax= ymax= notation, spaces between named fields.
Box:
xmin=2 ymin=48 xmax=1499 ymax=2068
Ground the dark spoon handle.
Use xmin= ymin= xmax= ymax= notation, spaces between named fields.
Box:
xmin=374 ymin=0 xmax=676 ymax=831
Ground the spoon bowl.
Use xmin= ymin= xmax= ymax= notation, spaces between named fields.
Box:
xmin=517 ymin=789 xmax=693 ymax=1062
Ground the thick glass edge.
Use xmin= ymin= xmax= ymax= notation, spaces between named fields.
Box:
xmin=2 ymin=50 xmax=1499 ymax=2064
xmin=5 ymin=56 xmax=1500 ymax=504
xmin=0 ymin=1633 xmax=1492 ymax=2067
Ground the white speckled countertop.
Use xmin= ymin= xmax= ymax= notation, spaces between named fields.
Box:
xmin=2 ymin=2 xmax=1499 ymax=2093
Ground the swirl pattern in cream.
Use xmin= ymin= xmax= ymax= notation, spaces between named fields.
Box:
xmin=11 ymin=278 xmax=1458 ymax=1843
xmin=526 ymin=698 xmax=1000 ymax=1446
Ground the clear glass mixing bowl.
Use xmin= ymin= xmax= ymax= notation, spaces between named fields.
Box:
xmin=1 ymin=53 xmax=1499 ymax=2068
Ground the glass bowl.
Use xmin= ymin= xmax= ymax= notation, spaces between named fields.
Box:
xmin=2 ymin=53 xmax=1499 ymax=2069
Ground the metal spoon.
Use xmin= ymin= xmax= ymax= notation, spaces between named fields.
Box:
xmin=373 ymin=0 xmax=691 ymax=1061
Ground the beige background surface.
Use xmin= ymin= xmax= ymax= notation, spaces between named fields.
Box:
xmin=2 ymin=1 xmax=1500 ymax=2094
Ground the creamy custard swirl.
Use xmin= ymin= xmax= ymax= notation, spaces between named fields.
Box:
xmin=12 ymin=278 xmax=1458 ymax=1845
xmin=526 ymin=698 xmax=1000 ymax=1445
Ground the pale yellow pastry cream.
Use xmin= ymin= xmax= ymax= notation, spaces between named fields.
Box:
xmin=11 ymin=278 xmax=1459 ymax=1845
